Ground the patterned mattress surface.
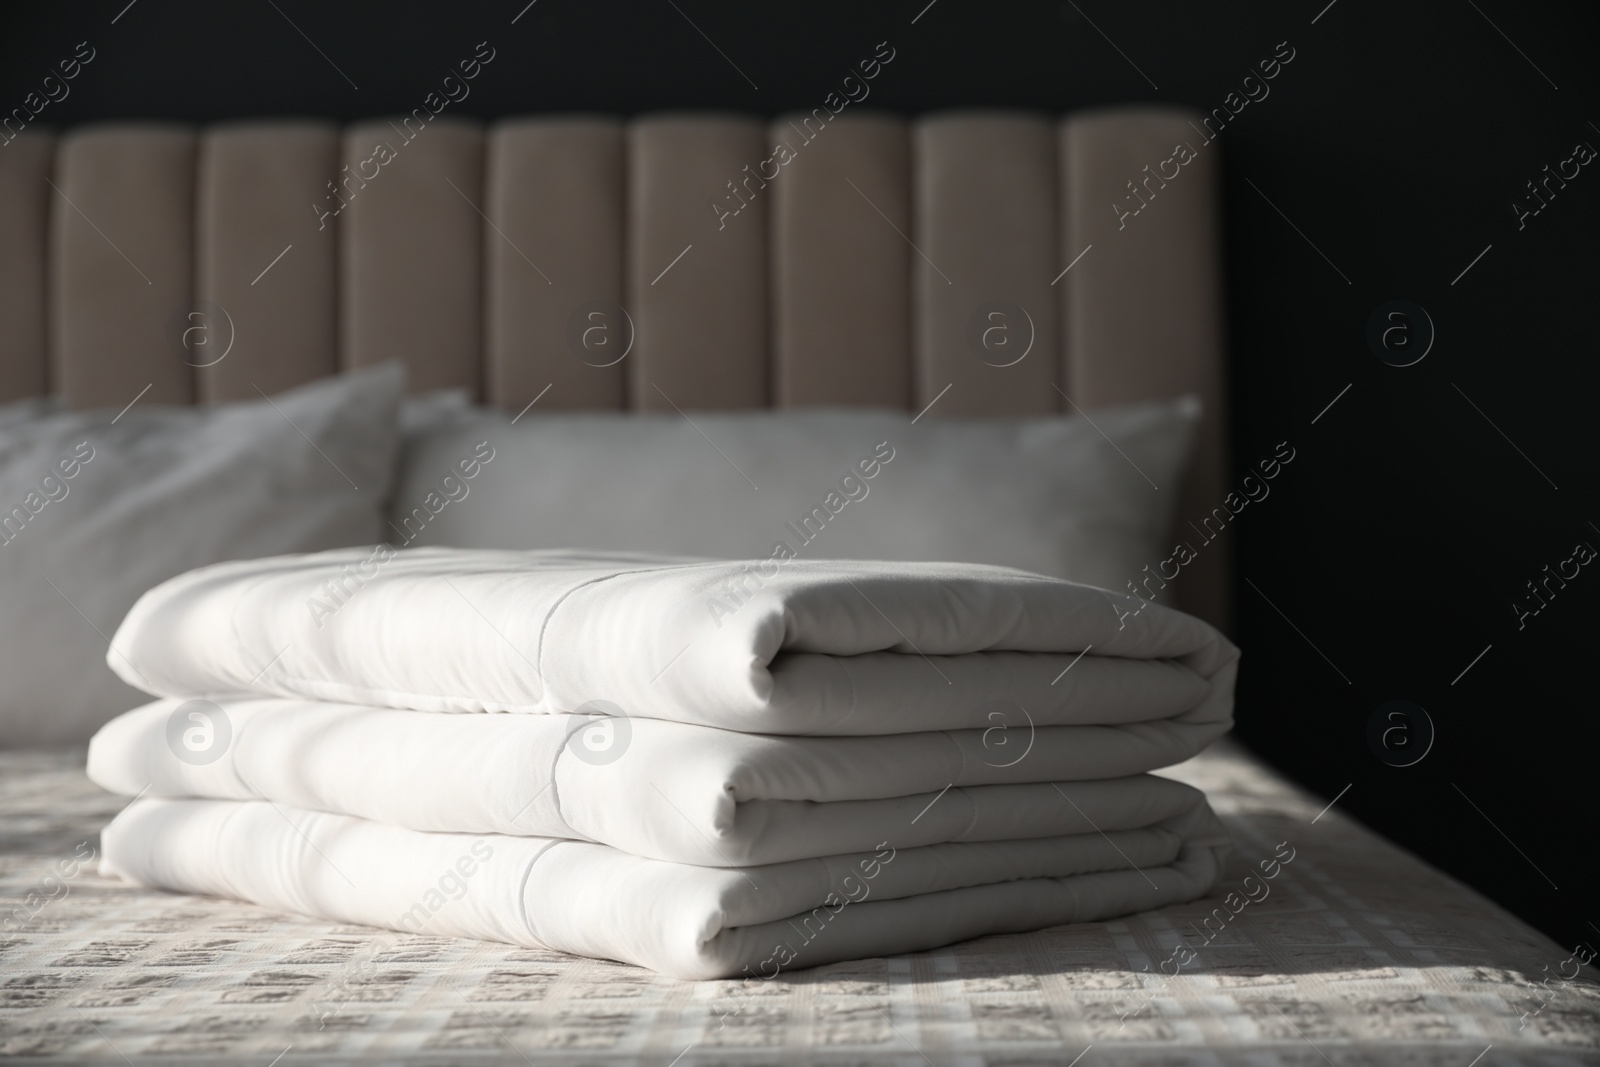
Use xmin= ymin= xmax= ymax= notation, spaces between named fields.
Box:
xmin=1 ymin=742 xmax=1595 ymax=1066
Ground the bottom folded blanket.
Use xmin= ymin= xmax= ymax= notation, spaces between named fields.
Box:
xmin=101 ymin=795 xmax=1230 ymax=979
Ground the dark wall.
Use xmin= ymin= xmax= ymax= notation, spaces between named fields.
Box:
xmin=6 ymin=0 xmax=1597 ymax=951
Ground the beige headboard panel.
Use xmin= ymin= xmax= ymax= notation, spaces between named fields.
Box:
xmin=0 ymin=106 xmax=1229 ymax=628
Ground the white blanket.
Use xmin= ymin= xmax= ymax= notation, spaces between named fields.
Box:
xmin=89 ymin=697 xmax=1218 ymax=866
xmin=108 ymin=548 xmax=1237 ymax=735
xmin=101 ymin=796 xmax=1229 ymax=979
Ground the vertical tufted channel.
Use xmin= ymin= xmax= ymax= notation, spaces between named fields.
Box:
xmin=627 ymin=115 xmax=768 ymax=411
xmin=340 ymin=117 xmax=484 ymax=395
xmin=52 ymin=124 xmax=196 ymax=409
xmin=485 ymin=117 xmax=625 ymax=412
xmin=197 ymin=122 xmax=339 ymax=402
xmin=910 ymin=112 xmax=1060 ymax=416
xmin=0 ymin=131 xmax=54 ymax=403
xmin=769 ymin=112 xmax=910 ymax=409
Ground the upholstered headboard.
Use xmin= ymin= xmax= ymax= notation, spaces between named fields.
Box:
xmin=0 ymin=106 xmax=1228 ymax=627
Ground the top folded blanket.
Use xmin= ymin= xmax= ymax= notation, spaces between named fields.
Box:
xmin=110 ymin=547 xmax=1237 ymax=736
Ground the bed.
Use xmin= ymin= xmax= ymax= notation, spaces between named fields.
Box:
xmin=2 ymin=108 xmax=1596 ymax=1060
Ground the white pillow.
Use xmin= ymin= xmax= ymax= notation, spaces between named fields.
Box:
xmin=391 ymin=398 xmax=1198 ymax=590
xmin=0 ymin=364 xmax=404 ymax=746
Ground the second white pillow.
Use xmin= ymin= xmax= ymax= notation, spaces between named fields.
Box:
xmin=389 ymin=399 xmax=1199 ymax=592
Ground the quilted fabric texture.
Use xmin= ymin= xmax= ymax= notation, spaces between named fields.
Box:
xmin=2 ymin=742 xmax=1596 ymax=1064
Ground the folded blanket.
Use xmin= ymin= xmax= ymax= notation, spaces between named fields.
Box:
xmin=89 ymin=697 xmax=1215 ymax=866
xmin=108 ymin=548 xmax=1237 ymax=735
xmin=101 ymin=795 xmax=1229 ymax=979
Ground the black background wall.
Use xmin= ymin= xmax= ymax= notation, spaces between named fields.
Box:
xmin=5 ymin=0 xmax=1597 ymax=952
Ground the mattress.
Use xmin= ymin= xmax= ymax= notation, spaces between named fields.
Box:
xmin=2 ymin=742 xmax=1596 ymax=1065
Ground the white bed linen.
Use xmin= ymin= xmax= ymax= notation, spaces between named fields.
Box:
xmin=88 ymin=697 xmax=1219 ymax=866
xmin=108 ymin=549 xmax=1237 ymax=735
xmin=100 ymin=796 xmax=1228 ymax=980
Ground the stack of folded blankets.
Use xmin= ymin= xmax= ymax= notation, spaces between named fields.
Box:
xmin=88 ymin=548 xmax=1238 ymax=980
